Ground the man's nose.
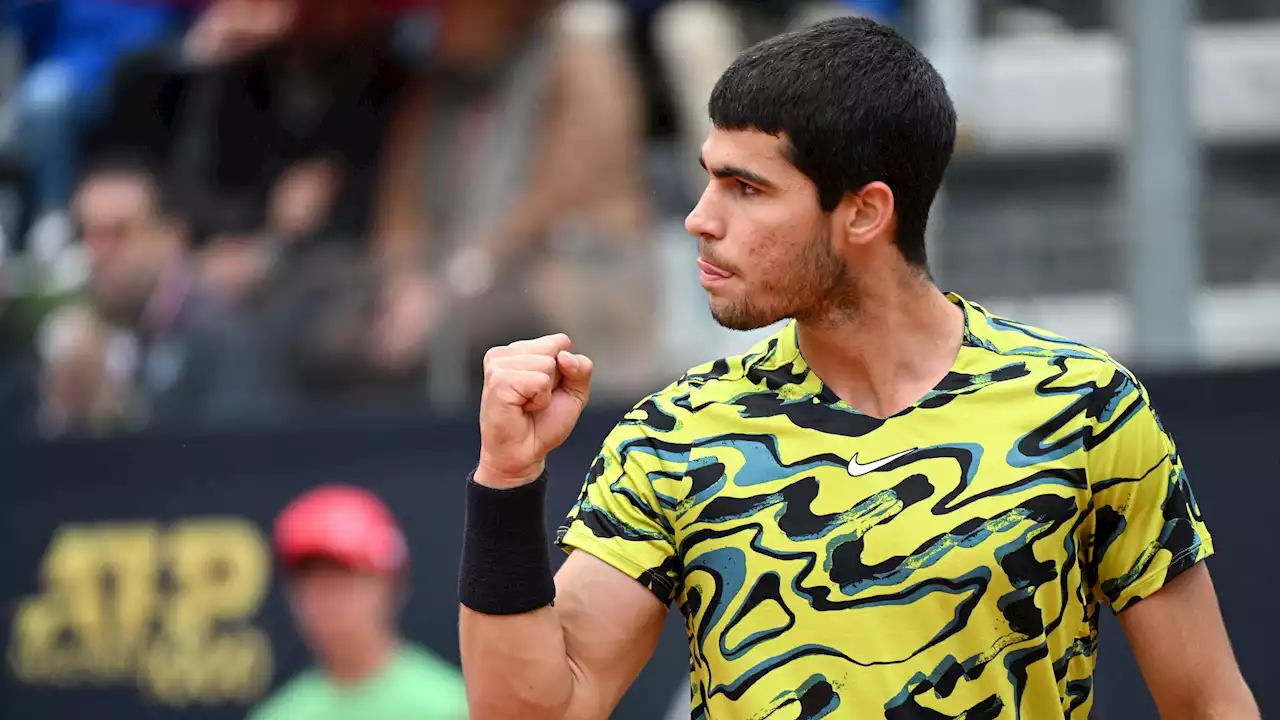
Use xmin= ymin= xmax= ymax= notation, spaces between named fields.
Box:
xmin=685 ymin=189 xmax=724 ymax=242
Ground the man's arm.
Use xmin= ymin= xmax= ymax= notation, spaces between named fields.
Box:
xmin=462 ymin=334 xmax=681 ymax=720
xmin=1117 ymin=564 xmax=1257 ymax=719
xmin=460 ymin=551 xmax=667 ymax=720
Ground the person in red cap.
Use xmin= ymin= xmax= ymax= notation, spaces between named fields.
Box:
xmin=248 ymin=484 xmax=468 ymax=719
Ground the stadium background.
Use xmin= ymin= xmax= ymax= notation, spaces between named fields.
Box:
xmin=1 ymin=0 xmax=1277 ymax=718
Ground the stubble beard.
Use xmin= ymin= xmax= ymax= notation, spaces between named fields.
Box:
xmin=709 ymin=226 xmax=857 ymax=331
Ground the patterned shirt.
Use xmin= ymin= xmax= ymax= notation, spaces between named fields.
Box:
xmin=557 ymin=294 xmax=1212 ymax=719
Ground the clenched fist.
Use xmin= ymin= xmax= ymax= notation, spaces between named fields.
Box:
xmin=475 ymin=334 xmax=593 ymax=489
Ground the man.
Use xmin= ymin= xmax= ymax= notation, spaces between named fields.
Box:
xmin=460 ymin=16 xmax=1260 ymax=720
xmin=374 ymin=0 xmax=655 ymax=404
xmin=251 ymin=484 xmax=469 ymax=719
xmin=167 ymin=0 xmax=406 ymax=243
xmin=74 ymin=158 xmax=281 ymax=429
xmin=75 ymin=158 xmax=280 ymax=428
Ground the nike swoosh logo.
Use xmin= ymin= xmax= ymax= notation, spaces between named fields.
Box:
xmin=847 ymin=448 xmax=918 ymax=477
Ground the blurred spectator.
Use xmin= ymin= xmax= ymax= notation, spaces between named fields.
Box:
xmin=255 ymin=484 xmax=468 ymax=719
xmin=71 ymin=157 xmax=282 ymax=430
xmin=201 ymin=157 xmax=343 ymax=303
xmin=255 ymin=243 xmax=439 ymax=411
xmin=93 ymin=0 xmax=410 ymax=306
xmin=650 ymin=0 xmax=899 ymax=197
xmin=375 ymin=0 xmax=657 ymax=399
xmin=166 ymin=0 xmax=407 ymax=243
xmin=2 ymin=0 xmax=186 ymax=261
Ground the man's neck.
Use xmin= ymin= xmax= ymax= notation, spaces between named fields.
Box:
xmin=324 ymin=636 xmax=397 ymax=686
xmin=796 ymin=275 xmax=964 ymax=419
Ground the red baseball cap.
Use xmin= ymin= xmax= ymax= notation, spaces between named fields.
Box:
xmin=273 ymin=485 xmax=408 ymax=574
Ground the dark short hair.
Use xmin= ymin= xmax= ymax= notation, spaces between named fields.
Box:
xmin=77 ymin=153 xmax=181 ymax=221
xmin=708 ymin=16 xmax=956 ymax=267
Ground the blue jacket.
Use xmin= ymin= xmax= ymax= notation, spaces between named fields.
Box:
xmin=6 ymin=0 xmax=189 ymax=92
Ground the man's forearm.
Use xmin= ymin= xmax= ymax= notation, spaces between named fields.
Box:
xmin=459 ymin=605 xmax=587 ymax=719
xmin=459 ymin=469 xmax=595 ymax=719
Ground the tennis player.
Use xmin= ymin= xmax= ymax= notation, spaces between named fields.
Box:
xmin=458 ymin=16 xmax=1258 ymax=720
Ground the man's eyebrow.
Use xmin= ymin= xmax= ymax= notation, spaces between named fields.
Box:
xmin=698 ymin=155 xmax=777 ymax=189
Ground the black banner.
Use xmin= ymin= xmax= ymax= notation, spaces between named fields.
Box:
xmin=1 ymin=367 xmax=1277 ymax=719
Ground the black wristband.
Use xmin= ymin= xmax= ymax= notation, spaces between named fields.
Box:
xmin=459 ymin=471 xmax=556 ymax=615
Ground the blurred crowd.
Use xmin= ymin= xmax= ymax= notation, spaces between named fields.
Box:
xmin=0 ymin=0 xmax=910 ymax=438
xmin=0 ymin=0 xmax=1275 ymax=439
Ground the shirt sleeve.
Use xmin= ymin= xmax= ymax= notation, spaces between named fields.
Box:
xmin=556 ymin=419 xmax=682 ymax=605
xmin=1086 ymin=366 xmax=1214 ymax=613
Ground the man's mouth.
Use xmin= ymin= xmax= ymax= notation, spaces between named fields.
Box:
xmin=697 ymin=258 xmax=733 ymax=286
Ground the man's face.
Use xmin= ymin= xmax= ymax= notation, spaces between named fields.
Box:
xmin=685 ymin=128 xmax=856 ymax=331
xmin=75 ymin=174 xmax=172 ymax=324
xmin=286 ymin=561 xmax=394 ymax=658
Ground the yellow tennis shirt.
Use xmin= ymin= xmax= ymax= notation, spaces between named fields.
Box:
xmin=558 ymin=294 xmax=1212 ymax=719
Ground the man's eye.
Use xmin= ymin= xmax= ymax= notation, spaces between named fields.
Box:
xmin=736 ymin=181 xmax=759 ymax=197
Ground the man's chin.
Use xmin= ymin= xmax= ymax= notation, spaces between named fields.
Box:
xmin=708 ymin=302 xmax=779 ymax=332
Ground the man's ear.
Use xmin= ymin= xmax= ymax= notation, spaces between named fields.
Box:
xmin=837 ymin=181 xmax=895 ymax=249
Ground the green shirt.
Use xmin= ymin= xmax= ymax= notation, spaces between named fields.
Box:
xmin=247 ymin=644 xmax=468 ymax=720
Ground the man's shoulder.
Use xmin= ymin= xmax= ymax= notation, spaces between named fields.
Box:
xmin=962 ymin=299 xmax=1154 ymax=436
xmin=963 ymin=299 xmax=1130 ymax=378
